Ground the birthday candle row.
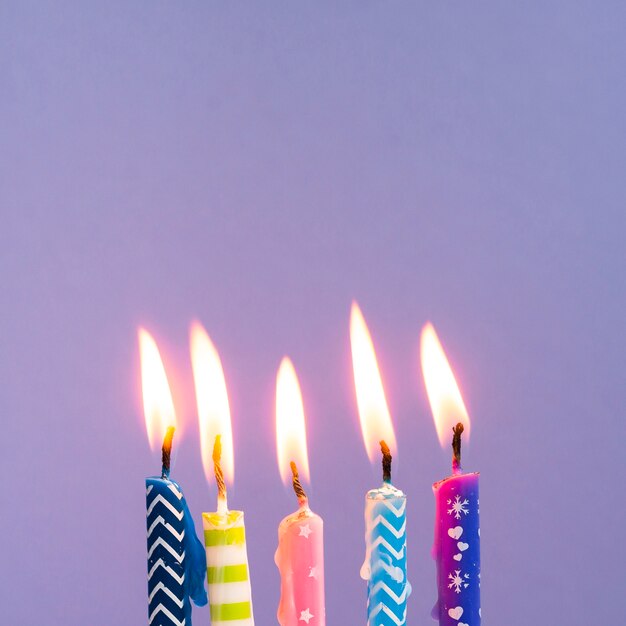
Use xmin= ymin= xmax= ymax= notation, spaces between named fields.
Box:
xmin=142 ymin=302 xmax=481 ymax=626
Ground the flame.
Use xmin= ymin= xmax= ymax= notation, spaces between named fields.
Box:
xmin=190 ymin=322 xmax=235 ymax=487
xmin=139 ymin=328 xmax=177 ymax=453
xmin=350 ymin=302 xmax=397 ymax=463
xmin=275 ymin=357 xmax=310 ymax=487
xmin=420 ymin=322 xmax=471 ymax=448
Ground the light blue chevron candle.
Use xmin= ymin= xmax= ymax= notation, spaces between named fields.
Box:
xmin=360 ymin=443 xmax=411 ymax=626
xmin=350 ymin=302 xmax=412 ymax=626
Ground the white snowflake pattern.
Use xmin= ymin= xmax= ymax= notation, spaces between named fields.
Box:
xmin=447 ymin=494 xmax=470 ymax=519
xmin=448 ymin=569 xmax=470 ymax=594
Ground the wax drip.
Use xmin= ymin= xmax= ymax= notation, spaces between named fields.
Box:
xmin=212 ymin=435 xmax=227 ymax=500
xmin=380 ymin=440 xmax=392 ymax=483
xmin=161 ymin=426 xmax=175 ymax=479
xmin=290 ymin=461 xmax=308 ymax=506
xmin=452 ymin=422 xmax=464 ymax=474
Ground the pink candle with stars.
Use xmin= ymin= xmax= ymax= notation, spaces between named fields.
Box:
xmin=274 ymin=357 xmax=326 ymax=626
xmin=421 ymin=324 xmax=481 ymax=626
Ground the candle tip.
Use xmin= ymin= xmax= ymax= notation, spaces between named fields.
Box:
xmin=212 ymin=435 xmax=227 ymax=500
xmin=290 ymin=460 xmax=308 ymax=505
xmin=161 ymin=426 xmax=175 ymax=478
xmin=452 ymin=422 xmax=464 ymax=473
xmin=380 ymin=440 xmax=392 ymax=483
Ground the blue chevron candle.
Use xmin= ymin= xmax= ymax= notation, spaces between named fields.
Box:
xmin=146 ymin=428 xmax=208 ymax=626
xmin=140 ymin=329 xmax=207 ymax=626
xmin=360 ymin=443 xmax=411 ymax=626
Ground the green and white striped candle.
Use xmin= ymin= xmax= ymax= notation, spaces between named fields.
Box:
xmin=191 ymin=325 xmax=255 ymax=626
xmin=203 ymin=510 xmax=254 ymax=625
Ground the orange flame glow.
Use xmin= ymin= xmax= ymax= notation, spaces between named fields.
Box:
xmin=275 ymin=357 xmax=310 ymax=487
xmin=190 ymin=322 xmax=235 ymax=486
xmin=350 ymin=302 xmax=397 ymax=463
xmin=139 ymin=328 xmax=177 ymax=453
xmin=420 ymin=323 xmax=471 ymax=448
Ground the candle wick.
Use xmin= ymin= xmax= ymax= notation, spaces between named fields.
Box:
xmin=452 ymin=422 xmax=464 ymax=474
xmin=380 ymin=440 xmax=392 ymax=483
xmin=212 ymin=435 xmax=228 ymax=502
xmin=290 ymin=461 xmax=308 ymax=506
xmin=161 ymin=426 xmax=175 ymax=479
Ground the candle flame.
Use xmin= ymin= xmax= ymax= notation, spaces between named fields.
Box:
xmin=420 ymin=322 xmax=471 ymax=448
xmin=190 ymin=322 xmax=235 ymax=487
xmin=139 ymin=328 xmax=177 ymax=453
xmin=275 ymin=357 xmax=310 ymax=487
xmin=350 ymin=302 xmax=397 ymax=464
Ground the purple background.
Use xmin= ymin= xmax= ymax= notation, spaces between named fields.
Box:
xmin=1 ymin=3 xmax=624 ymax=624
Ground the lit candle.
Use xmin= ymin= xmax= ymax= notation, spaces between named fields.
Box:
xmin=274 ymin=357 xmax=326 ymax=626
xmin=421 ymin=323 xmax=480 ymax=626
xmin=190 ymin=323 xmax=255 ymax=626
xmin=139 ymin=329 xmax=208 ymax=626
xmin=350 ymin=302 xmax=411 ymax=626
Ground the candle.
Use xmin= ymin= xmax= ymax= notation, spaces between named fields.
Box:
xmin=421 ymin=323 xmax=481 ymax=626
xmin=274 ymin=357 xmax=326 ymax=626
xmin=350 ymin=302 xmax=411 ymax=626
xmin=190 ymin=323 xmax=255 ymax=625
xmin=140 ymin=329 xmax=208 ymax=626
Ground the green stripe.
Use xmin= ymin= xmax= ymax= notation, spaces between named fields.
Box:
xmin=207 ymin=564 xmax=249 ymax=584
xmin=210 ymin=601 xmax=252 ymax=621
xmin=204 ymin=526 xmax=246 ymax=546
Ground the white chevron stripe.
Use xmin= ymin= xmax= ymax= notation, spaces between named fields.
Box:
xmin=148 ymin=537 xmax=185 ymax=563
xmin=148 ymin=558 xmax=185 ymax=585
xmin=371 ymin=515 xmax=407 ymax=538
xmin=148 ymin=603 xmax=186 ymax=626
xmin=148 ymin=515 xmax=185 ymax=542
xmin=369 ymin=601 xmax=407 ymax=625
xmin=369 ymin=581 xmax=409 ymax=604
xmin=147 ymin=485 xmax=154 ymax=495
xmin=369 ymin=536 xmax=405 ymax=560
xmin=147 ymin=495 xmax=185 ymax=521
xmin=380 ymin=499 xmax=406 ymax=517
xmin=148 ymin=582 xmax=185 ymax=608
xmin=168 ymin=483 xmax=183 ymax=500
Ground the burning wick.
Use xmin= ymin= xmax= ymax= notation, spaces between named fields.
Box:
xmin=380 ymin=440 xmax=392 ymax=483
xmin=290 ymin=461 xmax=308 ymax=507
xmin=452 ymin=422 xmax=464 ymax=474
xmin=161 ymin=426 xmax=175 ymax=479
xmin=212 ymin=435 xmax=228 ymax=514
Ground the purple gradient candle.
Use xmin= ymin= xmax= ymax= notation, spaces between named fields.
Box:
xmin=421 ymin=324 xmax=481 ymax=626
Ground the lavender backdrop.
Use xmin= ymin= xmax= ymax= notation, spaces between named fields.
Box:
xmin=1 ymin=3 xmax=624 ymax=625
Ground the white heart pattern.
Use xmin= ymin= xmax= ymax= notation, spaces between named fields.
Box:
xmin=448 ymin=606 xmax=464 ymax=620
xmin=453 ymin=553 xmax=462 ymax=561
xmin=457 ymin=541 xmax=469 ymax=552
xmin=448 ymin=526 xmax=463 ymax=540
xmin=459 ymin=623 xmax=469 ymax=626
